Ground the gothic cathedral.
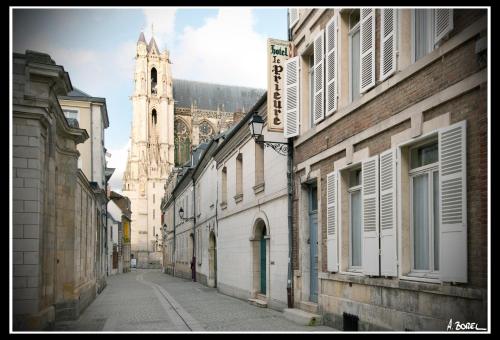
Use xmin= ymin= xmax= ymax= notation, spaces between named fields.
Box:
xmin=122 ymin=32 xmax=264 ymax=268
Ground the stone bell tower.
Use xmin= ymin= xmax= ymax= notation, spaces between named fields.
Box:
xmin=122 ymin=31 xmax=175 ymax=268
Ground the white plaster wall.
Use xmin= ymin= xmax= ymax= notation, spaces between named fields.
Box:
xmin=217 ymin=208 xmax=254 ymax=291
xmin=217 ymin=196 xmax=288 ymax=304
xmin=195 ymin=158 xmax=218 ymax=280
xmin=174 ymin=184 xmax=194 ymax=262
xmin=216 ymin=124 xmax=288 ymax=304
xmin=91 ymin=103 xmax=105 ymax=187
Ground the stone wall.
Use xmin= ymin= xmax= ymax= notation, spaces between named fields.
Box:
xmin=12 ymin=51 xmax=89 ymax=330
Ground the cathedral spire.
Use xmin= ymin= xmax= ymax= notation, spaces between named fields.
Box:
xmin=148 ymin=36 xmax=160 ymax=54
xmin=137 ymin=31 xmax=147 ymax=45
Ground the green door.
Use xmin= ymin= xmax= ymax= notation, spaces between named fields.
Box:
xmin=260 ymin=237 xmax=266 ymax=294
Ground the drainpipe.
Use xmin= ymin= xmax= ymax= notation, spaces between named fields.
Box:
xmin=192 ymin=176 xmax=196 ymax=282
xmin=286 ymin=8 xmax=294 ymax=309
xmin=173 ymin=193 xmax=176 ymax=277
xmin=286 ymin=138 xmax=294 ymax=308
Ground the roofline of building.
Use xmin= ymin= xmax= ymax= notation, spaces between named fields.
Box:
xmin=213 ymin=91 xmax=267 ymax=156
xmin=172 ymin=78 xmax=266 ymax=92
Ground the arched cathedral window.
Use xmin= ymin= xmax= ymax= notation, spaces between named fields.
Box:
xmin=151 ymin=67 xmax=158 ymax=95
xmin=152 ymin=109 xmax=157 ymax=125
xmin=199 ymin=120 xmax=215 ymax=144
xmin=174 ymin=119 xmax=190 ymax=166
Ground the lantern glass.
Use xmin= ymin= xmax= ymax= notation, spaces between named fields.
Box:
xmin=179 ymin=207 xmax=184 ymax=219
xmin=249 ymin=112 xmax=264 ymax=138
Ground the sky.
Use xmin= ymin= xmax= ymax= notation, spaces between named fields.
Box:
xmin=12 ymin=7 xmax=287 ymax=192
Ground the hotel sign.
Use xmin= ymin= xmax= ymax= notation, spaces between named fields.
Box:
xmin=267 ymin=38 xmax=292 ymax=132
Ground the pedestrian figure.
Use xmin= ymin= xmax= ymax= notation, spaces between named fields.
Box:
xmin=191 ymin=257 xmax=196 ymax=281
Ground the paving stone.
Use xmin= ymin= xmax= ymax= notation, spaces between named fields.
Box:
xmin=53 ymin=269 xmax=338 ymax=332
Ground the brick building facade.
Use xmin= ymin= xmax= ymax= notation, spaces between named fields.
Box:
xmin=284 ymin=8 xmax=487 ymax=331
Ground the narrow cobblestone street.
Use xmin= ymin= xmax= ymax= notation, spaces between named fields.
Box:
xmin=54 ymin=270 xmax=337 ymax=332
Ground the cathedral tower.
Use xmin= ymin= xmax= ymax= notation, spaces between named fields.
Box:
xmin=122 ymin=32 xmax=175 ymax=268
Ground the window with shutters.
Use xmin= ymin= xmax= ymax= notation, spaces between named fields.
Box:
xmin=409 ymin=140 xmax=440 ymax=278
xmin=326 ymin=16 xmax=338 ymax=116
xmin=289 ymin=8 xmax=299 ymax=28
xmin=338 ymin=165 xmax=363 ymax=273
xmin=380 ymin=9 xmax=398 ymax=80
xmin=284 ymin=56 xmax=300 ymax=137
xmin=308 ymin=54 xmax=316 ymax=128
xmin=413 ymin=9 xmax=434 ymax=62
xmin=313 ymin=30 xmax=325 ymax=124
xmin=349 ymin=10 xmax=361 ymax=102
xmin=360 ymin=8 xmax=375 ymax=94
xmin=412 ymin=9 xmax=453 ymax=63
xmin=348 ymin=168 xmax=363 ymax=271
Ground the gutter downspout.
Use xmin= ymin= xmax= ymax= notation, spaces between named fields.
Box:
xmin=173 ymin=194 xmax=176 ymax=277
xmin=192 ymin=176 xmax=196 ymax=282
xmin=287 ymin=138 xmax=294 ymax=308
xmin=286 ymin=8 xmax=294 ymax=309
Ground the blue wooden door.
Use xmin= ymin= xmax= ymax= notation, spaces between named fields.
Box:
xmin=260 ymin=237 xmax=266 ymax=294
xmin=309 ymin=186 xmax=318 ymax=303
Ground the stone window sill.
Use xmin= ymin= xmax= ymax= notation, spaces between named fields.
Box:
xmin=253 ymin=182 xmax=265 ymax=194
xmin=234 ymin=193 xmax=243 ymax=204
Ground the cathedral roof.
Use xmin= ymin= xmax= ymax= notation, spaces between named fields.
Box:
xmin=172 ymin=79 xmax=265 ymax=113
xmin=147 ymin=37 xmax=160 ymax=54
xmin=137 ymin=32 xmax=147 ymax=44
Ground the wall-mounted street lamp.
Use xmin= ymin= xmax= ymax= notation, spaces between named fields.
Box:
xmin=178 ymin=207 xmax=195 ymax=221
xmin=248 ymin=111 xmax=290 ymax=156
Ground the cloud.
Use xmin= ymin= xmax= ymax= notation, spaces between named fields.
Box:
xmin=106 ymin=140 xmax=131 ymax=193
xmin=142 ymin=8 xmax=177 ymax=51
xmin=171 ymin=8 xmax=267 ymax=88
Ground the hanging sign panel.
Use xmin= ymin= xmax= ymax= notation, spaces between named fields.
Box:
xmin=267 ymin=38 xmax=292 ymax=132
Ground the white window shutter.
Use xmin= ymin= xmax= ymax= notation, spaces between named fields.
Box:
xmin=313 ymin=30 xmax=325 ymax=124
xmin=439 ymin=121 xmax=467 ymax=283
xmin=325 ymin=16 xmax=338 ymax=117
xmin=379 ymin=148 xmax=397 ymax=276
xmin=362 ymin=155 xmax=380 ymax=276
xmin=434 ymin=9 xmax=453 ymax=44
xmin=284 ymin=56 xmax=300 ymax=138
xmin=360 ymin=8 xmax=376 ymax=93
xmin=380 ymin=9 xmax=397 ymax=81
xmin=289 ymin=8 xmax=299 ymax=28
xmin=326 ymin=170 xmax=339 ymax=272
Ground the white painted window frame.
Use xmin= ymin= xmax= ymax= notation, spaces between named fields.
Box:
xmin=396 ymin=130 xmax=442 ymax=284
xmin=411 ymin=9 xmax=435 ymax=64
xmin=408 ymin=147 xmax=440 ymax=279
xmin=348 ymin=179 xmax=362 ymax=272
xmin=63 ymin=108 xmax=80 ymax=123
xmin=337 ymin=161 xmax=366 ymax=277
xmin=309 ymin=53 xmax=315 ymax=129
xmin=348 ymin=21 xmax=361 ymax=104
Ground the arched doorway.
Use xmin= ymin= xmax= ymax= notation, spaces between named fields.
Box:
xmin=251 ymin=218 xmax=268 ymax=298
xmin=208 ymin=231 xmax=217 ymax=288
